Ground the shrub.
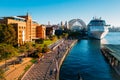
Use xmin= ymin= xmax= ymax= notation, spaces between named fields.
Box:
xmin=35 ymin=39 xmax=44 ymax=44
xmin=30 ymin=58 xmax=37 ymax=63
xmin=42 ymin=44 xmax=50 ymax=53
xmin=24 ymin=65 xmax=31 ymax=72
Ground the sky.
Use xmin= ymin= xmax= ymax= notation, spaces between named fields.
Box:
xmin=0 ymin=0 xmax=120 ymax=26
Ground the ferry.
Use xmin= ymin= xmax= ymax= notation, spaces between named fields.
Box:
xmin=88 ymin=17 xmax=109 ymax=39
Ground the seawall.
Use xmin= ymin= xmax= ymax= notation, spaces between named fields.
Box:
xmin=56 ymin=40 xmax=78 ymax=80
xmin=101 ymin=45 xmax=120 ymax=76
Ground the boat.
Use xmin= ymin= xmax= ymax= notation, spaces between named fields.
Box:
xmin=88 ymin=17 xmax=109 ymax=39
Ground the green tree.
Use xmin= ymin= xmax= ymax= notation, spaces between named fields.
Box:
xmin=0 ymin=43 xmax=18 ymax=60
xmin=62 ymin=33 xmax=68 ymax=39
xmin=36 ymin=46 xmax=42 ymax=53
xmin=24 ymin=42 xmax=34 ymax=50
xmin=68 ymin=31 xmax=81 ymax=38
xmin=0 ymin=44 xmax=10 ymax=60
xmin=0 ymin=44 xmax=18 ymax=68
xmin=33 ymin=44 xmax=42 ymax=57
xmin=49 ymin=35 xmax=57 ymax=41
xmin=24 ymin=42 xmax=34 ymax=57
xmin=0 ymin=24 xmax=17 ymax=46
xmin=0 ymin=68 xmax=5 ymax=80
xmin=42 ymin=44 xmax=50 ymax=53
xmin=19 ymin=45 xmax=27 ymax=55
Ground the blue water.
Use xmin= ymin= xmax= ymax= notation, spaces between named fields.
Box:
xmin=60 ymin=32 xmax=120 ymax=80
xmin=104 ymin=32 xmax=120 ymax=44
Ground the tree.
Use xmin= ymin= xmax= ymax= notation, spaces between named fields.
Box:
xmin=19 ymin=45 xmax=27 ymax=55
xmin=0 ymin=44 xmax=18 ymax=69
xmin=0 ymin=24 xmax=17 ymax=46
xmin=0 ymin=68 xmax=5 ymax=80
xmin=49 ymin=35 xmax=57 ymax=41
xmin=24 ymin=42 xmax=35 ymax=57
xmin=42 ymin=44 xmax=50 ymax=53
xmin=55 ymin=29 xmax=63 ymax=38
xmin=0 ymin=44 xmax=11 ymax=60
xmin=0 ymin=43 xmax=18 ymax=60
xmin=62 ymin=33 xmax=68 ymax=39
xmin=24 ymin=42 xmax=34 ymax=50
xmin=36 ymin=46 xmax=42 ymax=53
xmin=68 ymin=31 xmax=81 ymax=38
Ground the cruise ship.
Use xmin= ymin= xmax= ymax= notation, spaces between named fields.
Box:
xmin=88 ymin=18 xmax=109 ymax=39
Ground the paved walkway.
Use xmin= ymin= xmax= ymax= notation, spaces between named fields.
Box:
xmin=0 ymin=57 xmax=17 ymax=69
xmin=22 ymin=39 xmax=76 ymax=80
xmin=4 ymin=58 xmax=32 ymax=80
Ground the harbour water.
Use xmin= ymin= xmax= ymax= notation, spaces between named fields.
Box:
xmin=102 ymin=32 xmax=120 ymax=44
xmin=60 ymin=32 xmax=120 ymax=80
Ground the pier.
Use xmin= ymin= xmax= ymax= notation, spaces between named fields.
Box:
xmin=101 ymin=44 xmax=120 ymax=76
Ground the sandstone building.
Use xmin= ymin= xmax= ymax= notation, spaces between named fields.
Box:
xmin=0 ymin=13 xmax=46 ymax=45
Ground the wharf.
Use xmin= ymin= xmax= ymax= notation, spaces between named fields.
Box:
xmin=102 ymin=44 xmax=120 ymax=61
xmin=101 ymin=44 xmax=120 ymax=76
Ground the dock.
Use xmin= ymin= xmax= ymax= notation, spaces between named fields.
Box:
xmin=101 ymin=44 xmax=120 ymax=76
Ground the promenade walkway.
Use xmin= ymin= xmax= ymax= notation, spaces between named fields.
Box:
xmin=4 ymin=58 xmax=32 ymax=80
xmin=22 ymin=39 xmax=76 ymax=80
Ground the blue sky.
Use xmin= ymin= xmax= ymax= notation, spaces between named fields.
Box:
xmin=0 ymin=0 xmax=120 ymax=26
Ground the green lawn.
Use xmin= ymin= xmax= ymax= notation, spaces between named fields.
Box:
xmin=40 ymin=39 xmax=56 ymax=48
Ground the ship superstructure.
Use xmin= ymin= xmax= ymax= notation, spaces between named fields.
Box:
xmin=88 ymin=18 xmax=109 ymax=39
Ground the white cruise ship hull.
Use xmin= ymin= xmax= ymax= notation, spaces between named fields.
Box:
xmin=88 ymin=18 xmax=109 ymax=39
xmin=88 ymin=27 xmax=108 ymax=39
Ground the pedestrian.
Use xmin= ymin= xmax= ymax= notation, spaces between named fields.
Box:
xmin=54 ymin=68 xmax=57 ymax=79
xmin=37 ymin=58 xmax=41 ymax=63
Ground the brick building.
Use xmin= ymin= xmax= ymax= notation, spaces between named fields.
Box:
xmin=36 ymin=25 xmax=46 ymax=39
xmin=0 ymin=13 xmax=46 ymax=45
